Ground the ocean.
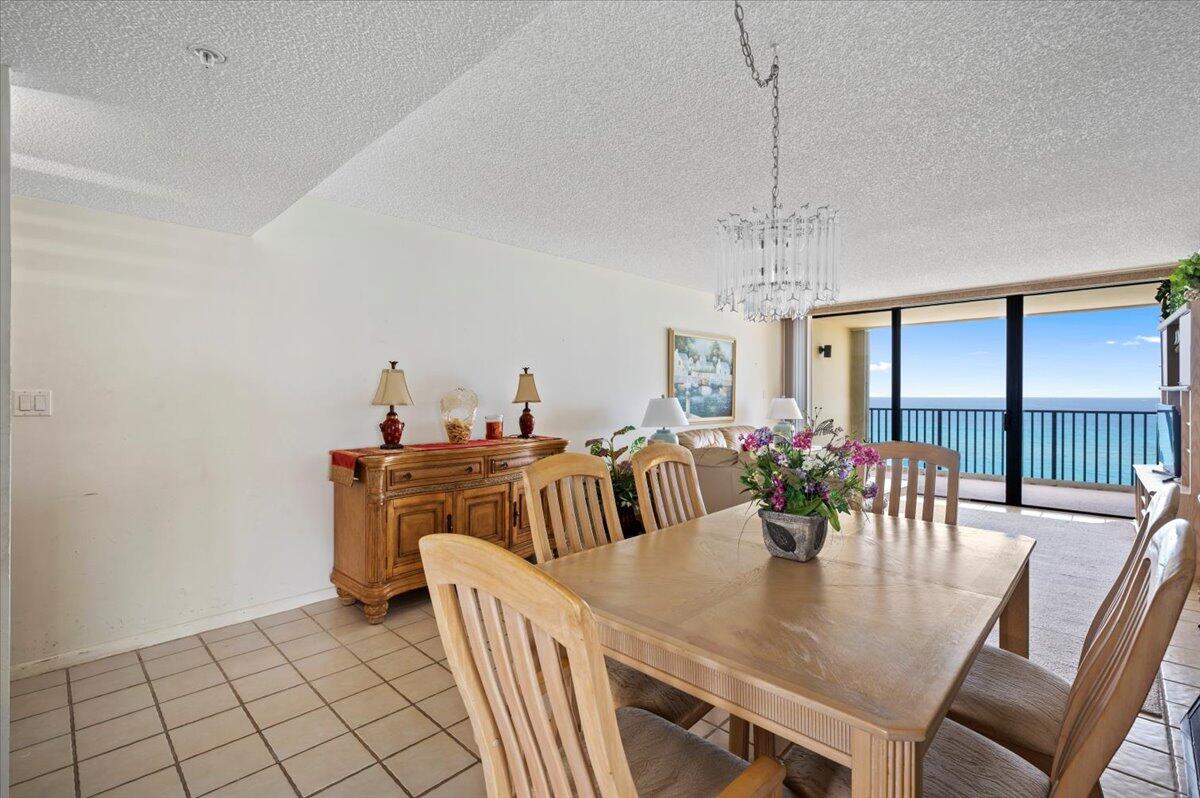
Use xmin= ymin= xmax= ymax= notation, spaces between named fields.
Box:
xmin=863 ymin=397 xmax=1161 ymax=486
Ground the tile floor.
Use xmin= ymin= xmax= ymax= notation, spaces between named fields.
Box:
xmin=7 ymin=502 xmax=1198 ymax=797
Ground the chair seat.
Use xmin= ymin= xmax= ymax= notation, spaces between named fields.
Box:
xmin=781 ymin=718 xmax=1049 ymax=798
xmin=618 ymin=707 xmax=797 ymax=798
xmin=607 ymin=658 xmax=711 ymax=729
xmin=947 ymin=644 xmax=1071 ymax=768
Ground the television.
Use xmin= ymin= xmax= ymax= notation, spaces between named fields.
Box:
xmin=1158 ymin=403 xmax=1182 ymax=477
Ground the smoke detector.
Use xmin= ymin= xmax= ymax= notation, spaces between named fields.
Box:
xmin=184 ymin=44 xmax=227 ymax=69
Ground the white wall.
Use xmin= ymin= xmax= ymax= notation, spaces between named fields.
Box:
xmin=10 ymin=195 xmax=782 ymax=672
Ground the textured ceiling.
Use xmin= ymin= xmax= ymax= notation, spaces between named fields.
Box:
xmin=3 ymin=1 xmax=1198 ymax=301
xmin=0 ymin=0 xmax=545 ymax=233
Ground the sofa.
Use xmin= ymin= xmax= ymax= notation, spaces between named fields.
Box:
xmin=677 ymin=425 xmax=756 ymax=512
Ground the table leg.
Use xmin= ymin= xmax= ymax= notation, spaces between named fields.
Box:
xmin=753 ymin=725 xmax=778 ymax=759
xmin=999 ymin=561 xmax=1030 ymax=658
xmin=851 ymin=729 xmax=920 ymax=798
xmin=729 ymin=717 xmax=750 ymax=760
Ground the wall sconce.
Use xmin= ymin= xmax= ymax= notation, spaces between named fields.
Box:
xmin=817 ymin=345 xmax=832 ymax=358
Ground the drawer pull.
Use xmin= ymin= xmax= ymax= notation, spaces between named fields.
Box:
xmin=447 ymin=513 xmax=454 ymax=533
xmin=464 ymin=465 xmax=474 ymax=473
xmin=496 ymin=461 xmax=510 ymax=470
xmin=399 ymin=472 xmax=412 ymax=481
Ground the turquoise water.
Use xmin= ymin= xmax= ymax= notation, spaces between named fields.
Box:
xmin=865 ymin=397 xmax=1160 ymax=486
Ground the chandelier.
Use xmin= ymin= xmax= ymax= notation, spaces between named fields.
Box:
xmin=715 ymin=1 xmax=842 ymax=322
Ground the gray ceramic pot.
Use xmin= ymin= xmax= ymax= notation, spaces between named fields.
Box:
xmin=759 ymin=509 xmax=828 ymax=562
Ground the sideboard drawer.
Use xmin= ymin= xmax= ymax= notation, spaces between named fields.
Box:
xmin=388 ymin=457 xmax=485 ymax=488
xmin=488 ymin=453 xmax=538 ymax=475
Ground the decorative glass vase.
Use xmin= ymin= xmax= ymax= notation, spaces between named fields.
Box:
xmin=440 ymin=388 xmax=478 ymax=444
xmin=758 ymin=509 xmax=827 ymax=562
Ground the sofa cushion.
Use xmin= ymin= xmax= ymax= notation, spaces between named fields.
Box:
xmin=678 ymin=425 xmax=756 ymax=451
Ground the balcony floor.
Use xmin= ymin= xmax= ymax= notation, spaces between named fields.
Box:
xmin=950 ymin=476 xmax=1133 ymax=517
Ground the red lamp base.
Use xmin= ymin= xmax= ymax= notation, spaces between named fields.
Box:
xmin=379 ymin=408 xmax=406 ymax=449
xmin=518 ymin=404 xmax=535 ymax=438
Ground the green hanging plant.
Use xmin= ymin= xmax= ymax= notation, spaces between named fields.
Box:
xmin=1157 ymin=252 xmax=1200 ymax=319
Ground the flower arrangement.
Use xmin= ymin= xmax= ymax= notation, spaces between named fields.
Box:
xmin=738 ymin=419 xmax=880 ymax=531
xmin=585 ymin=425 xmax=647 ymax=512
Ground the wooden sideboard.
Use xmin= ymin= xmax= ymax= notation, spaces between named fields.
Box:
xmin=330 ymin=436 xmax=567 ymax=622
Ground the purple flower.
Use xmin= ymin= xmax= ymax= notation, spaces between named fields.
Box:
xmin=863 ymin=482 xmax=879 ymax=500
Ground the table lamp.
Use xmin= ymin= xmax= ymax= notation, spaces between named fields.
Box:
xmin=643 ymin=396 xmax=688 ymax=444
xmin=372 ymin=361 xmax=414 ymax=449
xmin=768 ymin=397 xmax=804 ymax=438
xmin=513 ymin=367 xmax=541 ymax=438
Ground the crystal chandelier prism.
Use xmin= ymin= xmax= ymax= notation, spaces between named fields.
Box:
xmin=715 ymin=1 xmax=842 ymax=322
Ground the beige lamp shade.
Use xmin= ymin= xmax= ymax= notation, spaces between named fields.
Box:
xmin=768 ymin=397 xmax=804 ymax=420
xmin=513 ymin=371 xmax=541 ymax=404
xmin=372 ymin=367 xmax=414 ymax=407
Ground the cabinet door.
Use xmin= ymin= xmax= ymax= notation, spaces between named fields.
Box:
xmin=510 ymin=481 xmax=533 ymax=550
xmin=453 ymin=483 xmax=509 ymax=546
xmin=385 ymin=492 xmax=451 ymax=577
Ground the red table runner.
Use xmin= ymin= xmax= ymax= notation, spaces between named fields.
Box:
xmin=329 ymin=437 xmax=554 ymax=486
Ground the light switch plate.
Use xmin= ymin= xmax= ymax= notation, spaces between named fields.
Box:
xmin=12 ymin=389 xmax=52 ymax=416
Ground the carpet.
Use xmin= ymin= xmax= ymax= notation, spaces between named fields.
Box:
xmin=959 ymin=507 xmax=1165 ymax=716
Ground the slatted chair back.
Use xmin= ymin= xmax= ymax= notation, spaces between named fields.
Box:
xmin=1081 ymin=483 xmax=1179 ymax=660
xmin=631 ymin=443 xmax=707 ymax=532
xmin=860 ymin=441 xmax=961 ymax=524
xmin=419 ymin=534 xmax=636 ymax=797
xmin=1049 ymin=519 xmax=1195 ymax=796
xmin=522 ymin=453 xmax=624 ymax=563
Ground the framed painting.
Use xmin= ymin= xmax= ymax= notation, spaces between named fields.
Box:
xmin=668 ymin=329 xmax=736 ymax=423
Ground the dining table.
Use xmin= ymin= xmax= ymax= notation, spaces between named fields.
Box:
xmin=537 ymin=501 xmax=1034 ymax=798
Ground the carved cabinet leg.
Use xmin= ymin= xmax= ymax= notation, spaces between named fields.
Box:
xmin=336 ymin=588 xmax=357 ymax=606
xmin=363 ymin=601 xmax=389 ymax=624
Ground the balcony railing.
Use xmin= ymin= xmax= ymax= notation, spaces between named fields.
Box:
xmin=866 ymin=407 xmax=1157 ymax=487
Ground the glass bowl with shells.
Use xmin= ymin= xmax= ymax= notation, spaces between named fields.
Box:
xmin=440 ymin=388 xmax=479 ymax=444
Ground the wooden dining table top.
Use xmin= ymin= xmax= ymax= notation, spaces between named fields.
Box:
xmin=538 ymin=502 xmax=1035 ymax=742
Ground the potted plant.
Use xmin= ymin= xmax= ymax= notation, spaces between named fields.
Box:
xmin=1157 ymin=252 xmax=1200 ymax=319
xmin=738 ymin=420 xmax=879 ymax=561
xmin=585 ymin=425 xmax=648 ymax=535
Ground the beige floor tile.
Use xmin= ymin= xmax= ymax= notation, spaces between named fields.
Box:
xmin=278 ymin=631 xmax=340 ymax=662
xmin=256 ymin=608 xmax=308 ymax=630
xmin=1126 ymin=716 xmax=1172 ymax=754
xmin=11 ymin=669 xmax=67 ymax=697
xmin=246 ymin=684 xmax=325 ymax=730
xmin=265 ymin=618 xmax=323 ymax=645
xmin=78 ymin=734 xmax=173 ymax=797
xmin=263 ymin=706 xmax=348 ymax=760
xmin=329 ymin=622 xmax=389 ymax=646
xmin=346 ymin=631 xmax=407 ymax=662
xmin=10 ymin=706 xmax=71 ymax=751
xmin=73 ymin=684 xmax=155 ymax=729
xmin=1109 ymin=739 xmax=1177 ymax=790
xmin=1162 ymin=660 xmax=1200 ymax=688
xmin=1100 ymin=768 xmax=1176 ymax=797
xmin=94 ymin=766 xmax=186 ymax=797
xmin=208 ymin=631 xmax=271 ymax=661
xmin=169 ymin=707 xmax=256 ymax=761
xmin=75 ymin=707 xmax=163 ymax=761
xmin=382 ymin=732 xmax=475 ymax=796
xmin=382 ymin=605 xmax=432 ymax=629
xmin=159 ymin=683 xmax=240 ymax=729
xmin=367 ymin=647 xmax=433 ymax=681
xmin=395 ymin=619 xmax=440 ymax=644
xmin=417 ymin=687 xmax=468 ymax=727
xmin=12 ymin=683 xmax=69 ymax=720
xmin=231 ymin=663 xmax=304 ymax=703
xmin=331 ymin=683 xmax=407 ymax=729
xmin=303 ymin=597 xmax=346 ymax=616
xmin=201 ymin=621 xmax=259 ymax=644
xmin=282 ymin=733 xmax=374 ymax=797
xmin=357 ymin=706 xmax=439 ymax=759
xmin=139 ymin=636 xmax=202 ymax=662
xmin=702 ymin=707 xmax=731 ymax=727
xmin=314 ymin=764 xmax=406 ymax=797
xmin=446 ymin=719 xmax=478 ymax=757
xmin=69 ymin=653 xmax=139 ymax=682
xmin=143 ymin=647 xmax=214 ymax=680
xmin=221 ymin=646 xmax=287 ymax=680
xmin=151 ymin=662 xmax=226 ymax=702
xmin=1165 ymin=679 xmax=1200 ymax=706
xmin=311 ymin=664 xmax=382 ymax=703
xmin=423 ymin=764 xmax=484 ymax=798
xmin=10 ymin=765 xmax=75 ymax=798
xmin=72 ymin=664 xmax=147 ymax=703
xmin=312 ymin=606 xmax=364 ymax=631
xmin=10 ymin=733 xmax=74 ymax=785
xmin=415 ymin=637 xmax=446 ymax=661
xmin=293 ymin=647 xmax=359 ymax=681
xmin=205 ymin=765 xmax=296 ymax=797
xmin=390 ymin=664 xmax=455 ymax=703
xmin=180 ymin=735 xmax=276 ymax=796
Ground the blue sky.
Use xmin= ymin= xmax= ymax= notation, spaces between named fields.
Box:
xmin=868 ymin=304 xmax=1160 ymax=398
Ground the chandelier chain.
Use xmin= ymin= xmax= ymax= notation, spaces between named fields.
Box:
xmin=734 ymin=0 xmax=780 ymax=220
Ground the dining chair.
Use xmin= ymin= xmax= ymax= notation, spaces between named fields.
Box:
xmin=861 ymin=440 xmax=960 ymax=524
xmin=631 ymin=443 xmax=707 ymax=532
xmin=522 ymin=452 xmax=712 ymax=730
xmin=781 ymin=517 xmax=1195 ymax=797
xmin=946 ymin=482 xmax=1180 ymax=772
xmin=418 ymin=533 xmax=788 ymax=797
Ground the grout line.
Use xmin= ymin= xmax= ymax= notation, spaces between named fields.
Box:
xmin=135 ymin=647 xmax=193 ymax=798
xmin=65 ymin=662 xmax=82 ymax=798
